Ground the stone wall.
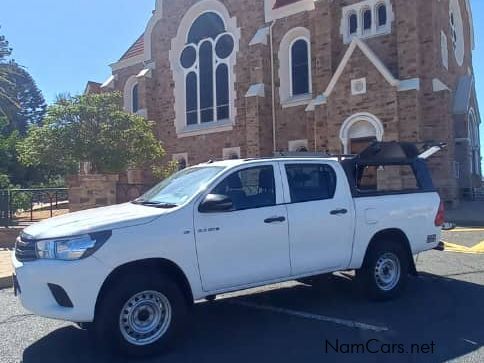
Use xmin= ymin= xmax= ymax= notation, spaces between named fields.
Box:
xmin=68 ymin=174 xmax=119 ymax=212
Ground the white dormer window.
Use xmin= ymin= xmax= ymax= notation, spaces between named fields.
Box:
xmin=341 ymin=0 xmax=394 ymax=44
xmin=349 ymin=12 xmax=358 ymax=35
xmin=377 ymin=3 xmax=387 ymax=28
xmin=362 ymin=8 xmax=372 ymax=34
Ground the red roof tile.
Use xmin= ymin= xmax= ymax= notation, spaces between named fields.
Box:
xmin=84 ymin=81 xmax=102 ymax=95
xmin=119 ymin=34 xmax=145 ymax=61
xmin=273 ymin=0 xmax=302 ymax=9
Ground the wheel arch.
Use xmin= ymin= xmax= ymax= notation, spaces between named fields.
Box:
xmin=364 ymin=228 xmax=417 ymax=275
xmin=95 ymin=258 xmax=194 ymax=316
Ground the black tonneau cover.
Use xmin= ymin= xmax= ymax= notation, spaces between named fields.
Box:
xmin=342 ymin=141 xmax=442 ymax=198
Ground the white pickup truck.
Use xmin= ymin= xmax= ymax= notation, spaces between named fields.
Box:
xmin=12 ymin=142 xmax=444 ymax=356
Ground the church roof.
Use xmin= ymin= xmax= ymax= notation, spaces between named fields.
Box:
xmin=119 ymin=34 xmax=145 ymax=61
xmin=273 ymin=0 xmax=302 ymax=9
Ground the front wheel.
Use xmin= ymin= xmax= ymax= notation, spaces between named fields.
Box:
xmin=357 ymin=241 xmax=409 ymax=301
xmin=93 ymin=272 xmax=187 ymax=357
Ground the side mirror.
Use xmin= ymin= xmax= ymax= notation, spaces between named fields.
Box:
xmin=199 ymin=194 xmax=233 ymax=213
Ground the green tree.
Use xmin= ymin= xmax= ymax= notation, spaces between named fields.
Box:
xmin=18 ymin=92 xmax=165 ymax=175
xmin=0 ymin=31 xmax=17 ymax=116
xmin=1 ymin=65 xmax=46 ymax=135
xmin=0 ymin=30 xmax=48 ymax=186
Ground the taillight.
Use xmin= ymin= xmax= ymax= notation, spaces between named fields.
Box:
xmin=435 ymin=201 xmax=445 ymax=227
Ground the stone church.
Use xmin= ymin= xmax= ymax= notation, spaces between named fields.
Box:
xmin=88 ymin=0 xmax=481 ymax=204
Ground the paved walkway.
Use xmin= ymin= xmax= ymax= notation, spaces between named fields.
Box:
xmin=0 ymin=249 xmax=13 ymax=289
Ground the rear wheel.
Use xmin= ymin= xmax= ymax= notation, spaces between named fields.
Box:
xmin=357 ymin=241 xmax=409 ymax=301
xmin=93 ymin=272 xmax=187 ymax=357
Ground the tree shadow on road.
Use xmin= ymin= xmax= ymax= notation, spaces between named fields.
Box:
xmin=22 ymin=272 xmax=484 ymax=363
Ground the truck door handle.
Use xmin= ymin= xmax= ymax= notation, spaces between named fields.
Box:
xmin=264 ymin=216 xmax=286 ymax=224
xmin=330 ymin=209 xmax=348 ymax=215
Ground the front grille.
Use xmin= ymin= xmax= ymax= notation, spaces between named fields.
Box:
xmin=15 ymin=236 xmax=37 ymax=262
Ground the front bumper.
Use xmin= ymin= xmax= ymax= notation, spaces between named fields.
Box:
xmin=11 ymin=251 xmax=111 ymax=322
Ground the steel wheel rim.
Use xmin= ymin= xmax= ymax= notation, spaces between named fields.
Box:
xmin=374 ymin=252 xmax=401 ymax=291
xmin=119 ymin=290 xmax=172 ymax=346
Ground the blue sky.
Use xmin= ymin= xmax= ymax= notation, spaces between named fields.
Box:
xmin=1 ymin=0 xmax=484 ymax=151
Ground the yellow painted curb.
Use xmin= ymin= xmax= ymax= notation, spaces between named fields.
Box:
xmin=442 ymin=240 xmax=484 ymax=254
xmin=446 ymin=228 xmax=484 ymax=233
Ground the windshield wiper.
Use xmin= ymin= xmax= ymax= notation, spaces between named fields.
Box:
xmin=132 ymin=200 xmax=178 ymax=209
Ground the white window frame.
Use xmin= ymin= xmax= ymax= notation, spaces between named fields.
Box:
xmin=288 ymin=36 xmax=312 ymax=99
xmin=278 ymin=27 xmax=312 ymax=108
xmin=361 ymin=6 xmax=372 ymax=35
xmin=339 ymin=112 xmax=384 ymax=154
xmin=348 ymin=11 xmax=358 ymax=38
xmin=169 ymin=1 xmax=241 ymax=138
xmin=351 ymin=78 xmax=367 ymax=95
xmin=123 ymin=75 xmax=139 ymax=113
xmin=180 ymin=30 xmax=234 ymax=126
xmin=375 ymin=2 xmax=388 ymax=30
xmin=449 ymin=0 xmax=465 ymax=67
xmin=468 ymin=108 xmax=481 ymax=176
xmin=341 ymin=0 xmax=393 ymax=44
xmin=441 ymin=31 xmax=449 ymax=70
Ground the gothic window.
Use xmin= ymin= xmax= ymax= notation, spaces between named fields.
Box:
xmin=377 ymin=3 xmax=387 ymax=27
xmin=123 ymin=76 xmax=140 ymax=114
xmin=291 ymin=38 xmax=310 ymax=96
xmin=180 ymin=12 xmax=235 ymax=126
xmin=448 ymin=0 xmax=465 ymax=66
xmin=469 ymin=110 xmax=481 ymax=176
xmin=132 ymin=84 xmax=139 ymax=113
xmin=342 ymin=0 xmax=392 ymax=44
xmin=363 ymin=8 xmax=372 ymax=32
xmin=450 ymin=12 xmax=457 ymax=50
xmin=349 ymin=13 xmax=358 ymax=35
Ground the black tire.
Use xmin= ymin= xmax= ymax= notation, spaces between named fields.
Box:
xmin=357 ymin=240 xmax=409 ymax=301
xmin=93 ymin=271 xmax=188 ymax=357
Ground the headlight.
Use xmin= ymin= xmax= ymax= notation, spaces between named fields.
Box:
xmin=35 ymin=231 xmax=111 ymax=261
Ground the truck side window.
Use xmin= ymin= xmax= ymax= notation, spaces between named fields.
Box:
xmin=285 ymin=164 xmax=337 ymax=203
xmin=357 ymin=164 xmax=420 ymax=192
xmin=212 ymin=166 xmax=276 ymax=210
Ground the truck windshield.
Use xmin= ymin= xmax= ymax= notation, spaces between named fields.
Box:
xmin=133 ymin=166 xmax=224 ymax=207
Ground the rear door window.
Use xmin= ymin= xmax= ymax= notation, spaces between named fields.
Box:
xmin=356 ymin=164 xmax=420 ymax=193
xmin=285 ymin=164 xmax=337 ymax=203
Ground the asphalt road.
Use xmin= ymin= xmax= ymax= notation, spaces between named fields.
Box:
xmin=0 ymin=229 xmax=483 ymax=363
